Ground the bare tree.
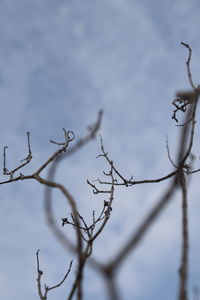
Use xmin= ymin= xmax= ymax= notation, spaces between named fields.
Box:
xmin=1 ymin=43 xmax=200 ymax=300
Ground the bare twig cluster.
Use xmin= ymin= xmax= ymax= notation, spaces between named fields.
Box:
xmin=1 ymin=44 xmax=200 ymax=300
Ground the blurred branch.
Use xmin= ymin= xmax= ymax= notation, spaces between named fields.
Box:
xmin=178 ymin=171 xmax=189 ymax=300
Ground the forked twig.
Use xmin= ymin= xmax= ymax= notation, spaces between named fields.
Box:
xmin=36 ymin=249 xmax=73 ymax=300
xmin=3 ymin=132 xmax=32 ymax=179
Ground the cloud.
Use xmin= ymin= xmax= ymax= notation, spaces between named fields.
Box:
xmin=0 ymin=1 xmax=200 ymax=299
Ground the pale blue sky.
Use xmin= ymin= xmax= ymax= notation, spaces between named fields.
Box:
xmin=0 ymin=1 xmax=200 ymax=299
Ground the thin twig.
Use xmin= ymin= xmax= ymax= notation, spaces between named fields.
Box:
xmin=36 ymin=249 xmax=44 ymax=300
xmin=36 ymin=249 xmax=73 ymax=300
xmin=181 ymin=42 xmax=197 ymax=91
xmin=166 ymin=135 xmax=178 ymax=168
xmin=3 ymin=132 xmax=32 ymax=179
xmin=104 ymin=175 xmax=178 ymax=273
xmin=97 ymin=135 xmax=133 ymax=186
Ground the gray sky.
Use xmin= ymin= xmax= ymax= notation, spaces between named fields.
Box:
xmin=0 ymin=1 xmax=200 ymax=299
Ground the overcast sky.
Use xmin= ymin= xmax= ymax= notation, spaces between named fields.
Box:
xmin=0 ymin=1 xmax=200 ymax=299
